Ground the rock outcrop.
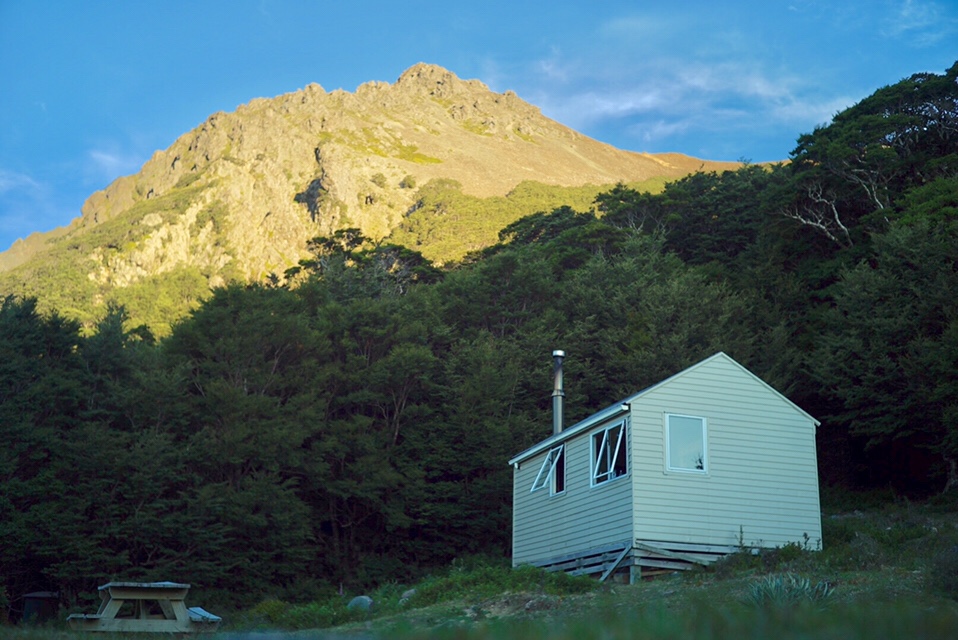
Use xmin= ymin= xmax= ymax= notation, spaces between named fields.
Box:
xmin=0 ymin=63 xmax=739 ymax=328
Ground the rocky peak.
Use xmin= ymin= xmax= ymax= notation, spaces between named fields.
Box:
xmin=395 ymin=62 xmax=490 ymax=99
xmin=0 ymin=63 xmax=740 ymax=331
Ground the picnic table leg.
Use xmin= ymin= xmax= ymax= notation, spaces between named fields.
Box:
xmin=158 ymin=599 xmax=176 ymax=620
xmin=169 ymin=600 xmax=191 ymax=623
xmin=95 ymin=590 xmax=111 ymax=616
xmin=97 ymin=596 xmax=123 ymax=621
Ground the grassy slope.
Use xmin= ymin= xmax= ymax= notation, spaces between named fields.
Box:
xmin=234 ymin=497 xmax=958 ymax=638
xmin=10 ymin=498 xmax=958 ymax=638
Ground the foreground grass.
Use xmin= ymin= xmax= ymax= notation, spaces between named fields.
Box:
xmin=379 ymin=603 xmax=958 ymax=640
xmin=8 ymin=499 xmax=958 ymax=639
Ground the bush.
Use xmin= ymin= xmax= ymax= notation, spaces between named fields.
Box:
xmin=284 ymin=600 xmax=363 ymax=629
xmin=709 ymin=537 xmax=819 ymax=578
xmin=930 ymin=545 xmax=958 ymax=599
xmin=708 ymin=550 xmax=763 ymax=578
xmin=244 ymin=598 xmax=290 ymax=625
xmin=744 ymin=573 xmax=833 ymax=608
xmin=822 ymin=517 xmax=858 ymax=547
xmin=236 ymin=562 xmax=597 ymax=631
xmin=407 ymin=563 xmax=596 ymax=608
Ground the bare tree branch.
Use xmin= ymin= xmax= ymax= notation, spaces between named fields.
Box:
xmin=781 ymin=183 xmax=854 ymax=248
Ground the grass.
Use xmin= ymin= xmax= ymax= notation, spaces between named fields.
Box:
xmin=231 ymin=561 xmax=597 ymax=632
xmin=7 ymin=501 xmax=958 ymax=638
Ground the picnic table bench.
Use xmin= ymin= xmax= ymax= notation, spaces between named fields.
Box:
xmin=67 ymin=581 xmax=220 ymax=633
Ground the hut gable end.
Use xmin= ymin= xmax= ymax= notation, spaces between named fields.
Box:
xmin=510 ymin=352 xmax=822 ymax=580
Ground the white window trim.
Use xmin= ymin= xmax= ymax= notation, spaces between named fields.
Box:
xmin=591 ymin=419 xmax=628 ymax=487
xmin=551 ymin=444 xmax=565 ymax=495
xmin=665 ymin=413 xmax=708 ymax=474
xmin=531 ymin=445 xmax=565 ymax=494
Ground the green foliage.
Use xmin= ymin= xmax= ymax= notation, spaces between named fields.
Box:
xmin=781 ymin=61 xmax=958 ymax=248
xmin=931 ymin=545 xmax=958 ymax=599
xmin=896 ymin=177 xmax=958 ymax=225
xmin=810 ymin=221 xmax=958 ymax=492
xmin=409 ymin=563 xmax=596 ymax=609
xmin=282 ymin=600 xmax=361 ymax=629
xmin=244 ymin=597 xmax=290 ymax=625
xmin=192 ymin=198 xmax=229 ymax=233
xmin=395 ymin=143 xmax=442 ymax=164
xmin=174 ymin=171 xmax=204 ymax=189
xmin=709 ymin=538 xmax=820 ymax=578
xmin=228 ymin=561 xmax=597 ymax=632
xmin=0 ymin=181 xmax=211 ymax=332
xmin=743 ymin=573 xmax=833 ymax=608
xmin=388 ymin=179 xmax=615 ymax=263
xmin=107 ymin=265 xmax=211 ymax=337
xmin=458 ymin=604 xmax=958 ymax=640
xmin=289 ymin=229 xmax=443 ymax=297
xmin=239 ymin=563 xmax=596 ymax=631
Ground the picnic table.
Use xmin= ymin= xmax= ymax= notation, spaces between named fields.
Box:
xmin=67 ymin=581 xmax=221 ymax=633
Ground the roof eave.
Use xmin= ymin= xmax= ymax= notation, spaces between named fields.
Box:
xmin=508 ymin=402 xmax=631 ymax=466
xmin=508 ymin=351 xmax=820 ymax=467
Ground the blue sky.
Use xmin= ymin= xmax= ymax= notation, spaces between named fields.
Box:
xmin=1 ymin=1 xmax=956 ymax=252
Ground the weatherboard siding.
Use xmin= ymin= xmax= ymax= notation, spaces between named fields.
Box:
xmin=510 ymin=353 xmax=822 ymax=569
xmin=629 ymin=355 xmax=822 ymax=548
xmin=512 ymin=417 xmax=632 ymax=567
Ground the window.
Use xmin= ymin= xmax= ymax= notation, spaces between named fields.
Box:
xmin=666 ymin=414 xmax=707 ymax=473
xmin=531 ymin=445 xmax=565 ymax=494
xmin=592 ymin=421 xmax=628 ymax=485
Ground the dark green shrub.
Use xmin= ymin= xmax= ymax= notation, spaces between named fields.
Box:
xmin=283 ymin=601 xmax=334 ymax=629
xmin=822 ymin=517 xmax=858 ymax=546
xmin=243 ymin=598 xmax=291 ymax=626
xmin=927 ymin=488 xmax=958 ymax=513
xmin=708 ymin=550 xmax=763 ymax=578
xmin=284 ymin=599 xmax=364 ymax=629
xmin=931 ymin=545 xmax=958 ymax=599
xmin=407 ymin=563 xmax=596 ymax=608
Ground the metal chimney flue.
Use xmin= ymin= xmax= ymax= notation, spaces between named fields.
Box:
xmin=552 ymin=350 xmax=565 ymax=435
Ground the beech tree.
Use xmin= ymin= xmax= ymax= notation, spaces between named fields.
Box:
xmin=812 ymin=221 xmax=958 ymax=493
xmin=783 ymin=61 xmax=958 ymax=247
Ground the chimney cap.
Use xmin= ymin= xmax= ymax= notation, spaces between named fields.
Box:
xmin=552 ymin=349 xmax=565 ymax=357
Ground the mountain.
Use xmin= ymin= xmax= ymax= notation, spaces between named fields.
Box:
xmin=0 ymin=63 xmax=740 ymax=332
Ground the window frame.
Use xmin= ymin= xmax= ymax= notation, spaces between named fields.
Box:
xmin=665 ymin=413 xmax=708 ymax=474
xmin=530 ymin=445 xmax=565 ymax=495
xmin=591 ymin=419 xmax=629 ymax=487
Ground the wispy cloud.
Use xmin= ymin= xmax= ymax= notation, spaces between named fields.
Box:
xmin=881 ymin=0 xmax=957 ymax=45
xmin=0 ymin=169 xmax=42 ymax=194
xmin=626 ymin=118 xmax=692 ymax=144
xmin=554 ymin=89 xmax=670 ymax=121
xmin=772 ymin=95 xmax=856 ymax=127
xmin=513 ymin=2 xmax=888 ymax=160
xmin=536 ymin=54 xmax=571 ymax=83
xmin=0 ymin=169 xmax=56 ymax=247
xmin=87 ymin=147 xmax=147 ymax=183
xmin=530 ymin=53 xmax=833 ymax=136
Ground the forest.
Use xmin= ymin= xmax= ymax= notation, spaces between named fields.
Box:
xmin=2 ymin=62 xmax=956 ymax=615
